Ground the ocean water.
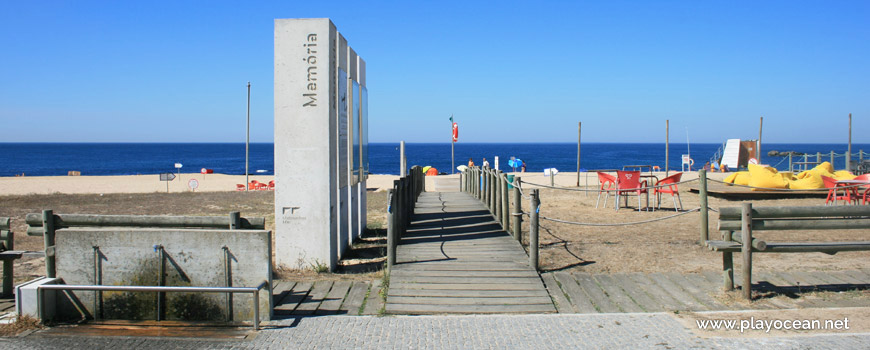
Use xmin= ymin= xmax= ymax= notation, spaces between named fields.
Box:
xmin=1 ymin=142 xmax=868 ymax=177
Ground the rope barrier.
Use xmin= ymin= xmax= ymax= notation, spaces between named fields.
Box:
xmin=539 ymin=207 xmax=701 ymax=227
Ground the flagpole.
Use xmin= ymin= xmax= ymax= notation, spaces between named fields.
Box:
xmin=450 ymin=114 xmax=455 ymax=174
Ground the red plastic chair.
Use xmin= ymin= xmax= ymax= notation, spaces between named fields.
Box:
xmin=821 ymin=175 xmax=858 ymax=205
xmin=853 ymin=174 xmax=870 ymax=205
xmin=248 ymin=180 xmax=260 ymax=190
xmin=595 ymin=172 xmax=616 ymax=208
xmin=654 ymin=172 xmax=683 ymax=211
xmin=268 ymin=180 xmax=275 ymax=190
xmin=614 ymin=170 xmax=649 ymax=211
xmin=236 ymin=184 xmax=246 ymax=191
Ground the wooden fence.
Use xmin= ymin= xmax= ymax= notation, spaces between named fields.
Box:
xmin=386 ymin=166 xmax=425 ymax=267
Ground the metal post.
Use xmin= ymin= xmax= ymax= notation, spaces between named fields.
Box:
xmin=576 ymin=122 xmax=581 ymax=187
xmin=501 ymin=173 xmax=510 ymax=231
xmin=817 ymin=152 xmax=821 ymax=163
xmin=253 ymin=288 xmax=260 ymax=331
xmin=758 ymin=116 xmax=763 ymax=164
xmin=830 ymin=151 xmax=835 ymax=167
xmin=788 ymin=153 xmax=793 ymax=172
xmin=156 ymin=245 xmax=165 ymax=321
xmin=847 ymin=113 xmax=852 ymax=172
xmin=93 ymin=246 xmax=102 ymax=319
xmin=42 ymin=210 xmax=55 ymax=278
xmin=223 ymin=246 xmax=233 ymax=321
xmin=699 ymin=169 xmax=709 ymax=244
xmin=741 ymin=202 xmax=753 ymax=300
xmin=400 ymin=141 xmax=406 ymax=177
xmin=451 ymin=140 xmax=455 ymax=175
xmin=529 ymin=189 xmax=540 ymax=271
xmin=387 ymin=189 xmax=396 ymax=268
xmin=550 ymin=171 xmax=555 ymax=187
xmin=512 ymin=176 xmax=522 ymax=242
xmin=665 ymin=120 xmax=670 ymax=177
xmin=245 ymin=82 xmax=250 ymax=192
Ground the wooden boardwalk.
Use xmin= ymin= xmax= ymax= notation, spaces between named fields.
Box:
xmin=386 ymin=192 xmax=556 ymax=314
xmin=271 ymin=279 xmax=385 ymax=317
xmin=543 ymin=269 xmax=870 ymax=313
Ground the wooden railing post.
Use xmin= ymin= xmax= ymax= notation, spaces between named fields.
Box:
xmin=387 ymin=188 xmax=396 ymax=268
xmin=741 ymin=202 xmax=753 ymax=300
xmin=529 ymin=189 xmax=540 ymax=271
xmin=699 ymin=169 xmax=709 ymax=244
xmin=1 ymin=218 xmax=13 ymax=297
xmin=495 ymin=171 xmax=502 ymax=224
xmin=42 ymin=210 xmax=56 ymax=278
xmin=501 ymin=173 xmax=510 ymax=231
xmin=512 ymin=176 xmax=522 ymax=242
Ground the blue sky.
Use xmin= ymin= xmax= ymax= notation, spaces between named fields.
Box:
xmin=1 ymin=1 xmax=867 ymax=143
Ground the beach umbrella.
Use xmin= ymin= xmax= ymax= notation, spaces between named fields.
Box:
xmin=456 ymin=165 xmax=468 ymax=172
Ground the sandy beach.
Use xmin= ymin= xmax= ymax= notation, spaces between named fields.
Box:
xmin=0 ymin=170 xmax=731 ymax=195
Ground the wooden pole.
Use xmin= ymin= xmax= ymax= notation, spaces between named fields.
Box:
xmin=501 ymin=173 xmax=510 ymax=231
xmin=512 ymin=176 xmax=522 ymax=242
xmin=400 ymin=141 xmax=406 ymax=177
xmin=741 ymin=202 xmax=753 ymax=300
xmin=665 ymin=120 xmax=670 ymax=177
xmin=387 ymin=189 xmax=395 ymax=268
xmin=722 ymin=227 xmax=734 ymax=291
xmin=699 ymin=169 xmax=709 ymax=244
xmin=758 ymin=117 xmax=763 ymax=164
xmin=529 ymin=189 xmax=539 ymax=271
xmin=848 ymin=113 xmax=852 ymax=172
xmin=495 ymin=171 xmax=502 ymax=224
xmin=576 ymin=122 xmax=581 ymax=187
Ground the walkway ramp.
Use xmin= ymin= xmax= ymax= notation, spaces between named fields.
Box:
xmin=386 ymin=192 xmax=555 ymax=314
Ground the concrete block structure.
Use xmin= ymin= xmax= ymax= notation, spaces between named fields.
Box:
xmin=53 ymin=228 xmax=272 ymax=321
xmin=274 ymin=18 xmax=369 ymax=271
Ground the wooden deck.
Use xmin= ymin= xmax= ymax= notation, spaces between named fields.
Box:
xmin=386 ymin=192 xmax=556 ymax=314
xmin=543 ymin=269 xmax=870 ymax=313
xmin=271 ymin=279 xmax=384 ymax=317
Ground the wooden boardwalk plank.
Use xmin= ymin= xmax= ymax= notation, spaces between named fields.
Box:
xmin=387 ymin=296 xmax=552 ymax=305
xmin=663 ymin=273 xmax=730 ymax=311
xmin=390 ymin=276 xmax=543 ymax=284
xmin=646 ymin=273 xmax=708 ymax=311
xmin=316 ymin=281 xmax=351 ymax=315
xmin=271 ymin=281 xmax=296 ymax=306
xmin=387 ymin=191 xmax=554 ymax=315
xmin=361 ymin=279 xmax=384 ymax=315
xmin=389 ymin=282 xmax=543 ymax=291
xmin=627 ymin=273 xmax=686 ymax=311
xmin=339 ymin=281 xmax=371 ymax=316
xmin=540 ymin=273 xmax=576 ymax=314
xmin=385 ymin=303 xmax=555 ymax=315
xmin=390 ymin=270 xmax=538 ymax=278
xmin=573 ymin=273 xmax=620 ymax=313
xmin=609 ymin=274 xmax=663 ymax=313
xmin=293 ymin=281 xmax=333 ymax=315
xmin=593 ymin=275 xmax=643 ymax=313
xmin=274 ymin=281 xmax=312 ymax=314
xmin=389 ymin=288 xmax=548 ymax=298
xmin=552 ymin=272 xmax=597 ymax=313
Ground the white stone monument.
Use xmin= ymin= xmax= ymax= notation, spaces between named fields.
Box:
xmin=274 ymin=18 xmax=368 ymax=271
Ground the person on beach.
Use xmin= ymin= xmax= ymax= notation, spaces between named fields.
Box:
xmin=482 ymin=158 xmax=490 ymax=168
xmin=468 ymin=158 xmax=475 ymax=167
xmin=521 ymin=160 xmax=526 ymax=172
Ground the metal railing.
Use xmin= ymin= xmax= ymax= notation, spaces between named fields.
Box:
xmin=37 ymin=280 xmax=270 ymax=331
